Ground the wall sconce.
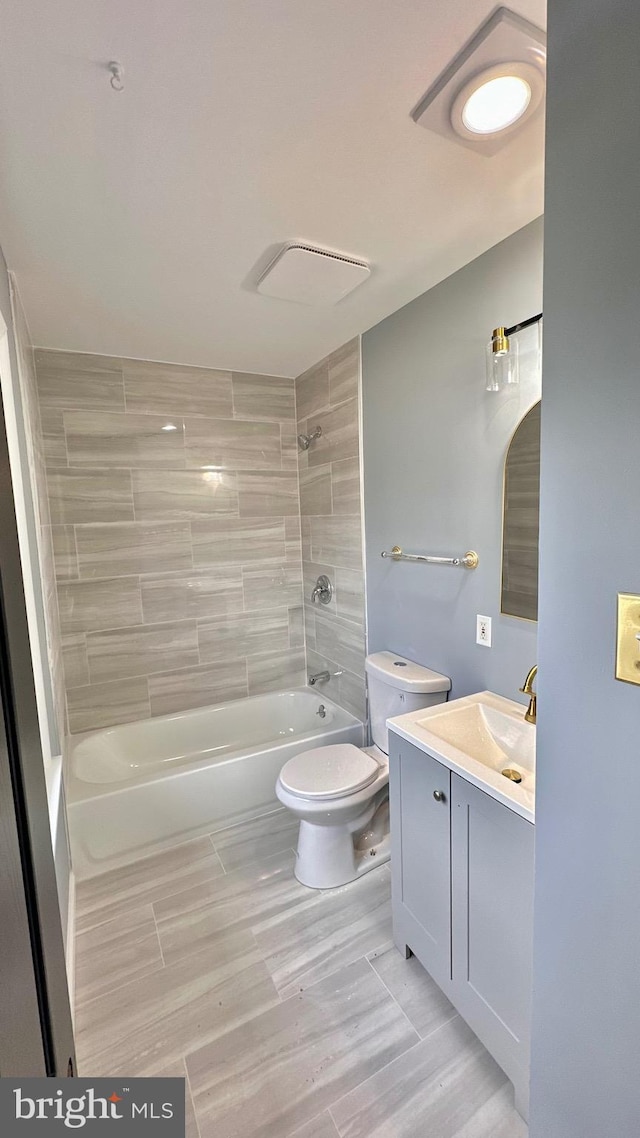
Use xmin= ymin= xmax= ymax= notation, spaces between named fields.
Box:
xmin=485 ymin=312 xmax=542 ymax=391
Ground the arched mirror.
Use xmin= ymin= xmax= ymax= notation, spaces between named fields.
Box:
xmin=501 ymin=400 xmax=540 ymax=621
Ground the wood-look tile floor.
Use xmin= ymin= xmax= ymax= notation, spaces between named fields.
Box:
xmin=74 ymin=808 xmax=528 ymax=1138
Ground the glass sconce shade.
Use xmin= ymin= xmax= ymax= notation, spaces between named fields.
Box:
xmin=486 ymin=327 xmax=519 ymax=390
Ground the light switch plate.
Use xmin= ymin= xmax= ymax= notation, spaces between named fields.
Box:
xmin=616 ymin=593 xmax=640 ymax=684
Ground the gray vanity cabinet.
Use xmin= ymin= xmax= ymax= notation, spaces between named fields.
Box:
xmin=450 ymin=773 xmax=534 ymax=1115
xmin=389 ymin=730 xmax=534 ymax=1119
xmin=388 ymin=737 xmax=452 ymax=991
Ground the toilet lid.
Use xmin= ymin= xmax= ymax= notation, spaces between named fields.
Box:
xmin=279 ymin=744 xmax=379 ymax=801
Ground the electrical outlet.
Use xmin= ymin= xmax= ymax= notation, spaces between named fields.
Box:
xmin=476 ymin=615 xmax=492 ymax=647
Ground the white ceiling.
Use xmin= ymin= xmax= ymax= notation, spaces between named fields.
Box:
xmin=0 ymin=1 xmax=546 ymax=377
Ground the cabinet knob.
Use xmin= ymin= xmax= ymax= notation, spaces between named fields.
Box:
xmin=433 ymin=790 xmax=446 ymax=802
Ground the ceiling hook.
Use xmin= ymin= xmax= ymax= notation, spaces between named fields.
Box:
xmin=108 ymin=61 xmax=124 ymax=92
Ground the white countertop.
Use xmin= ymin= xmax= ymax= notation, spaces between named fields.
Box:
xmin=388 ymin=690 xmax=535 ymax=824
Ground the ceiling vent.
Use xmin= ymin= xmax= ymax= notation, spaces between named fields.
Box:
xmin=256 ymin=243 xmax=371 ymax=306
xmin=411 ymin=6 xmax=546 ymax=157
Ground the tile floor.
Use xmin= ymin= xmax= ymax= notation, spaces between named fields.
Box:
xmin=74 ymin=808 xmax=528 ymax=1138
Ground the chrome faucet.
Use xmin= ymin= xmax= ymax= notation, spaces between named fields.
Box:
xmin=308 ymin=671 xmax=330 ymax=686
xmin=519 ymin=665 xmax=537 ymax=725
xmin=310 ymin=574 xmax=333 ymax=605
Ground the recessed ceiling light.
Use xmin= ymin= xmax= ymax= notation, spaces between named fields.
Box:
xmin=411 ymin=7 xmax=546 ymax=156
xmin=462 ymin=74 xmax=531 ymax=134
xmin=451 ymin=62 xmax=543 ymax=143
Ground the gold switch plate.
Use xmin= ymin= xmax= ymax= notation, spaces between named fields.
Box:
xmin=616 ymin=593 xmax=640 ymax=684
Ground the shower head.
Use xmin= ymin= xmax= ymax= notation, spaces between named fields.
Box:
xmin=297 ymin=425 xmax=322 ymax=451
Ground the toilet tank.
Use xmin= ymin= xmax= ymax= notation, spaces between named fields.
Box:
xmin=365 ymin=651 xmax=451 ymax=754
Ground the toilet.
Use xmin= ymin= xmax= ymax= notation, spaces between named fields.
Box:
xmin=276 ymin=651 xmax=451 ymax=888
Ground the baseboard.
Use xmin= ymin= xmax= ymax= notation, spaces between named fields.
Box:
xmin=65 ymin=869 xmax=76 ymax=1027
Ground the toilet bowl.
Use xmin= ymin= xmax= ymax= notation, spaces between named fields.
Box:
xmin=276 ymin=652 xmax=451 ymax=889
xmin=277 ymin=742 xmax=390 ymax=889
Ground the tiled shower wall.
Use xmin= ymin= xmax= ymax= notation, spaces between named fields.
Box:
xmin=35 ymin=350 xmax=306 ymax=733
xmin=296 ymin=338 xmax=367 ymax=721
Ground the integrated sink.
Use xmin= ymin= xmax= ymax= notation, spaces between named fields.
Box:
xmin=388 ymin=690 xmax=535 ymax=822
xmin=415 ymin=701 xmax=534 ymax=778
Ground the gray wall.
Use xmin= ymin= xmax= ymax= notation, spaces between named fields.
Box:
xmin=363 ymin=219 xmax=542 ymax=702
xmin=530 ymin=2 xmax=640 ymax=1134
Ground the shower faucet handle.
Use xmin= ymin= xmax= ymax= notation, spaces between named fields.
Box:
xmin=310 ymin=574 xmax=333 ymax=605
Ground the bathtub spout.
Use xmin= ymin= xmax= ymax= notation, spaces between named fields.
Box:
xmin=308 ymin=671 xmax=330 ymax=686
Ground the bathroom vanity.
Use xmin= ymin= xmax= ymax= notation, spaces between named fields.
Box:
xmin=388 ymin=691 xmax=535 ymax=1120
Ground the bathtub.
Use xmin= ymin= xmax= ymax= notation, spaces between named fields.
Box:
xmin=66 ymin=688 xmax=363 ymax=879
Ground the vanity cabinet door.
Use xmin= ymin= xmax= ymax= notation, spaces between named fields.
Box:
xmin=450 ymin=773 xmax=534 ymax=1110
xmin=389 ymin=734 xmax=452 ymax=989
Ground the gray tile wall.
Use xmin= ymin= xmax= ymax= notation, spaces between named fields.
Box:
xmin=296 ymin=339 xmax=366 ymax=720
xmin=35 ymin=350 xmax=306 ymax=733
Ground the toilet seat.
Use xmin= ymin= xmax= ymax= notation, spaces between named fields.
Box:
xmin=279 ymin=744 xmax=379 ymax=801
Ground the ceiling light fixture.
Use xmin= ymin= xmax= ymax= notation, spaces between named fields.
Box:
xmin=451 ymin=62 xmax=543 ymax=143
xmin=462 ymin=75 xmax=530 ymax=134
xmin=411 ymin=7 xmax=546 ymax=156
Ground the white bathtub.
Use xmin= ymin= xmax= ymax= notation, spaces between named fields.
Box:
xmin=66 ymin=689 xmax=363 ymax=879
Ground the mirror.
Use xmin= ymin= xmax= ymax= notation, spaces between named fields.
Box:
xmin=501 ymin=400 xmax=540 ymax=621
